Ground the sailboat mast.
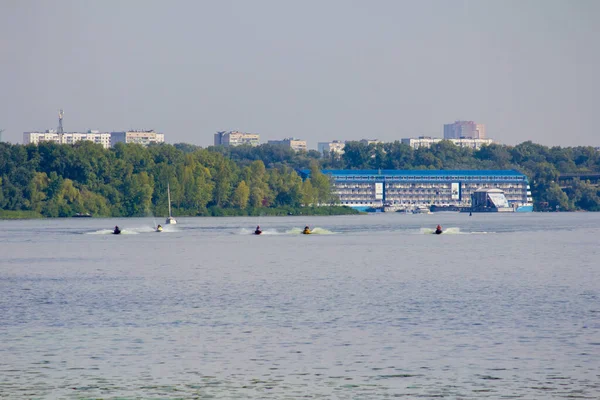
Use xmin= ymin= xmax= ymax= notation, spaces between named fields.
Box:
xmin=168 ymin=182 xmax=172 ymax=217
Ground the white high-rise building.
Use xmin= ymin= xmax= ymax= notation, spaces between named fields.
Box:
xmin=214 ymin=130 xmax=260 ymax=147
xmin=24 ymin=130 xmax=164 ymax=149
xmin=443 ymin=121 xmax=486 ymax=139
xmin=23 ymin=131 xmax=62 ymax=145
xmin=401 ymin=136 xmax=442 ymax=149
xmin=23 ymin=130 xmax=112 ymax=149
xmin=110 ymin=130 xmax=165 ymax=147
xmin=401 ymin=136 xmax=494 ymax=150
xmin=359 ymin=139 xmax=382 ymax=145
xmin=318 ymin=140 xmax=346 ymax=155
xmin=267 ymin=138 xmax=307 ymax=151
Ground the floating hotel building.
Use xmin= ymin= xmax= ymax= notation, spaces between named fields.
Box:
xmin=299 ymin=169 xmax=533 ymax=212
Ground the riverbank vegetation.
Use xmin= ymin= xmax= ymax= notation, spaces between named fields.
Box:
xmin=0 ymin=140 xmax=599 ymax=218
xmin=0 ymin=142 xmax=350 ymax=218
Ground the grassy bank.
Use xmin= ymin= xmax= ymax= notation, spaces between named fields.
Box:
xmin=0 ymin=210 xmax=44 ymax=219
xmin=0 ymin=206 xmax=359 ymax=219
xmin=204 ymin=205 xmax=359 ymax=217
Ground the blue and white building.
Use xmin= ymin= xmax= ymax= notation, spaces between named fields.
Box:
xmin=299 ymin=169 xmax=533 ymax=212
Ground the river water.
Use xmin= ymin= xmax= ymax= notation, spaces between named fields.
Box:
xmin=1 ymin=213 xmax=599 ymax=399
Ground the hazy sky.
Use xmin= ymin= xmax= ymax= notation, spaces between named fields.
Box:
xmin=1 ymin=0 xmax=598 ymax=148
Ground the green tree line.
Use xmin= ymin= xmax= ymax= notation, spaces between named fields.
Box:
xmin=1 ymin=140 xmax=599 ymax=217
xmin=0 ymin=142 xmax=346 ymax=218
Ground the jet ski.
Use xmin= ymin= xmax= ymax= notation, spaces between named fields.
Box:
xmin=302 ymin=226 xmax=311 ymax=235
xmin=434 ymin=225 xmax=443 ymax=235
xmin=113 ymin=226 xmax=121 ymax=235
xmin=254 ymin=229 xmax=262 ymax=235
xmin=156 ymin=225 xmax=163 ymax=232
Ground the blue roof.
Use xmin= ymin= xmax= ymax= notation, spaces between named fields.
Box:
xmin=319 ymin=169 xmax=525 ymax=177
xmin=298 ymin=169 xmax=529 ymax=182
xmin=300 ymin=169 xmax=525 ymax=177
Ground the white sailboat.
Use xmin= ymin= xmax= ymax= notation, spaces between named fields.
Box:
xmin=166 ymin=182 xmax=177 ymax=225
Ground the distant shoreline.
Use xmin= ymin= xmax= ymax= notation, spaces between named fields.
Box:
xmin=0 ymin=206 xmax=359 ymax=220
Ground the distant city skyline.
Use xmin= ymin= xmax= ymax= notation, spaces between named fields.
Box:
xmin=1 ymin=0 xmax=599 ymax=148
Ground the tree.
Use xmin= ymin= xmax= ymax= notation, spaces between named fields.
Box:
xmin=475 ymin=144 xmax=512 ymax=168
xmin=414 ymin=150 xmax=442 ymax=169
xmin=212 ymin=159 xmax=234 ymax=207
xmin=246 ymin=160 xmax=270 ymax=207
xmin=79 ymin=189 xmax=111 ymax=216
xmin=567 ymin=179 xmax=600 ymax=211
xmin=342 ymin=141 xmax=370 ymax=169
xmin=542 ymin=182 xmax=571 ymax=211
xmin=122 ymin=172 xmax=154 ymax=216
xmin=26 ymin=172 xmax=49 ymax=213
xmin=308 ymin=161 xmax=333 ymax=204
xmin=232 ymin=180 xmax=250 ymax=209
xmin=383 ymin=142 xmax=414 ymax=170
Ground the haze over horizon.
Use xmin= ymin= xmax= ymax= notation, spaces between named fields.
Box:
xmin=1 ymin=0 xmax=598 ymax=148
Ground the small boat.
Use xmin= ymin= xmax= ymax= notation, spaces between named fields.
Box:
xmin=412 ymin=206 xmax=432 ymax=214
xmin=165 ymin=182 xmax=177 ymax=225
xmin=72 ymin=212 xmax=92 ymax=218
xmin=430 ymin=205 xmax=463 ymax=213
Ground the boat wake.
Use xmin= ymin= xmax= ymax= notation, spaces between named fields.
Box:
xmin=420 ymin=227 xmax=494 ymax=235
xmin=153 ymin=225 xmax=178 ymax=233
xmin=86 ymin=229 xmax=138 ymax=235
xmin=239 ymin=228 xmax=280 ymax=235
xmin=287 ymin=227 xmax=334 ymax=235
xmin=420 ymin=227 xmax=462 ymax=235
xmin=86 ymin=225 xmax=179 ymax=235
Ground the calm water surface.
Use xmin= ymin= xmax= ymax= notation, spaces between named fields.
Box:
xmin=1 ymin=213 xmax=599 ymax=399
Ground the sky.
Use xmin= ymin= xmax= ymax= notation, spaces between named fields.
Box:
xmin=1 ymin=0 xmax=598 ymax=148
